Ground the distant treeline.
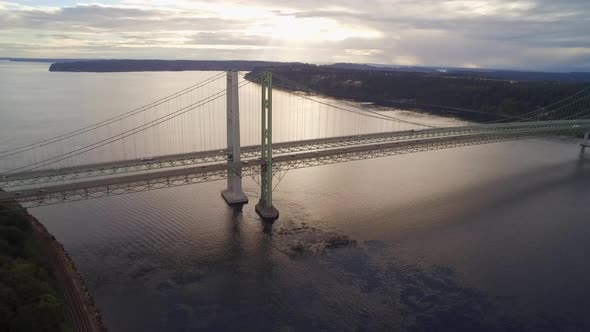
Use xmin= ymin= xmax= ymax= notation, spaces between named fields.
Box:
xmin=49 ymin=59 xmax=303 ymax=72
xmin=246 ymin=65 xmax=590 ymax=122
xmin=0 ymin=203 xmax=69 ymax=332
xmin=328 ymin=63 xmax=590 ymax=83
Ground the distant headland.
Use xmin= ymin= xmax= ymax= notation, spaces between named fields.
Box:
xmin=48 ymin=59 xmax=303 ymax=72
xmin=3 ymin=57 xmax=588 ymax=83
xmin=42 ymin=59 xmax=590 ymax=83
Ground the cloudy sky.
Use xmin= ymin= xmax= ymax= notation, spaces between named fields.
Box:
xmin=1 ymin=0 xmax=589 ymax=71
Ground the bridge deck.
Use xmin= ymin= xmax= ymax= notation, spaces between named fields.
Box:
xmin=1 ymin=120 xmax=587 ymax=189
xmin=1 ymin=120 xmax=588 ymax=208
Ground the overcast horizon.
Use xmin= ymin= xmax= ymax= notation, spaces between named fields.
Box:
xmin=1 ymin=0 xmax=589 ymax=72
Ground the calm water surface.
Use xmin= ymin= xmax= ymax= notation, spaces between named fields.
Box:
xmin=1 ymin=61 xmax=589 ymax=331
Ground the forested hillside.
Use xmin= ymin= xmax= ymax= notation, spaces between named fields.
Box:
xmin=246 ymin=65 xmax=589 ymax=122
xmin=0 ymin=203 xmax=69 ymax=332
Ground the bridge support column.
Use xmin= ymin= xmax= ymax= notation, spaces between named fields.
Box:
xmin=255 ymin=72 xmax=279 ymax=221
xmin=222 ymin=71 xmax=248 ymax=205
xmin=581 ymin=130 xmax=590 ymax=154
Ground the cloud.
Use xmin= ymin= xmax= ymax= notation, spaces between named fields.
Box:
xmin=0 ymin=0 xmax=588 ymax=70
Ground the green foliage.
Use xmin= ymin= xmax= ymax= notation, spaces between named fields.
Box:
xmin=0 ymin=241 xmax=12 ymax=258
xmin=247 ymin=66 xmax=589 ymax=122
xmin=37 ymin=294 xmax=64 ymax=332
xmin=0 ymin=208 xmax=67 ymax=331
xmin=0 ymin=226 xmax=25 ymax=248
xmin=0 ymin=212 xmax=31 ymax=232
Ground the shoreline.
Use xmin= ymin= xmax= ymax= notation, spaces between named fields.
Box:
xmin=29 ymin=212 xmax=107 ymax=332
xmin=2 ymin=198 xmax=107 ymax=332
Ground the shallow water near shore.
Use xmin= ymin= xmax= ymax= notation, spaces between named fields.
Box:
xmin=2 ymin=61 xmax=590 ymax=331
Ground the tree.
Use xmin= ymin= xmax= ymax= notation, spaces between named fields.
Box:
xmin=37 ymin=294 xmax=64 ymax=332
xmin=0 ymin=283 xmax=17 ymax=327
xmin=0 ymin=226 xmax=25 ymax=257
xmin=0 ymin=208 xmax=69 ymax=332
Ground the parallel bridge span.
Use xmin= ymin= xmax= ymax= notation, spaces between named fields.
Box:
xmin=1 ymin=119 xmax=586 ymax=189
xmin=2 ymin=119 xmax=589 ymax=208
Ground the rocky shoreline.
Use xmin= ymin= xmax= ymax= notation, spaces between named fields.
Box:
xmin=1 ymin=198 xmax=107 ymax=332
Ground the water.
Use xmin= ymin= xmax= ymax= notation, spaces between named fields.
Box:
xmin=1 ymin=60 xmax=590 ymax=331
xmin=0 ymin=61 xmax=463 ymax=171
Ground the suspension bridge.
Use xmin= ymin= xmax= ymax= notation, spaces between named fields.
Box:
xmin=0 ymin=71 xmax=589 ymax=220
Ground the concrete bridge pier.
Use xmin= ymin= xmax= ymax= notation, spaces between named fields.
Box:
xmin=222 ymin=71 xmax=248 ymax=205
xmin=581 ymin=130 xmax=590 ymax=154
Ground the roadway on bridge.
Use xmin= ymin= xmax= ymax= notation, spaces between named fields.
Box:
xmin=1 ymin=120 xmax=586 ymax=189
xmin=1 ymin=119 xmax=588 ymax=207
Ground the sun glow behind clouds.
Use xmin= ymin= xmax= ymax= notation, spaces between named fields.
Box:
xmin=1 ymin=0 xmax=588 ymax=70
xmin=123 ymin=0 xmax=382 ymax=43
xmin=256 ymin=16 xmax=382 ymax=42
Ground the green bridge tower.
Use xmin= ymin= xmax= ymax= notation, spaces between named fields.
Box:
xmin=255 ymin=72 xmax=279 ymax=221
